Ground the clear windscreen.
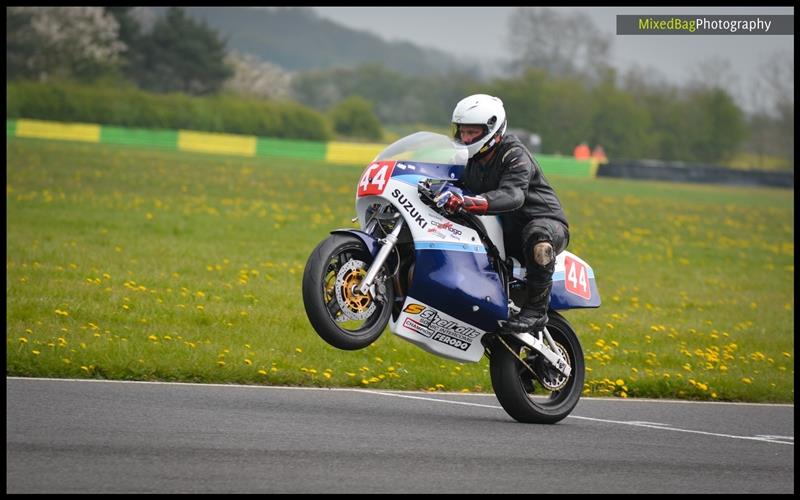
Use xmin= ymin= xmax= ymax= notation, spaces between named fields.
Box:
xmin=373 ymin=131 xmax=468 ymax=166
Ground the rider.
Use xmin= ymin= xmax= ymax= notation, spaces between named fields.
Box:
xmin=434 ymin=94 xmax=569 ymax=333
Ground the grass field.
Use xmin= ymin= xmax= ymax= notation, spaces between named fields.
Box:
xmin=6 ymin=137 xmax=794 ymax=402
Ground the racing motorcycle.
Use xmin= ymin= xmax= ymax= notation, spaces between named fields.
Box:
xmin=302 ymin=132 xmax=600 ymax=423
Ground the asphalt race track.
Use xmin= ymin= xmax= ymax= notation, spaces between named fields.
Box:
xmin=6 ymin=377 xmax=794 ymax=493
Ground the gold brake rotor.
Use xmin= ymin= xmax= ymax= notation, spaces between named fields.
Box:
xmin=332 ymin=259 xmax=377 ymax=321
xmin=341 ymin=268 xmax=372 ymax=312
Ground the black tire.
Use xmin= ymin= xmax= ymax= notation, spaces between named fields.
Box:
xmin=489 ymin=311 xmax=584 ymax=424
xmin=302 ymin=234 xmax=393 ymax=350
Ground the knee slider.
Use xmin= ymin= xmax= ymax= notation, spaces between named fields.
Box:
xmin=533 ymin=241 xmax=554 ymax=267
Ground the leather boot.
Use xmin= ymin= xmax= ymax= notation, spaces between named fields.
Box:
xmin=505 ymin=279 xmax=552 ymax=333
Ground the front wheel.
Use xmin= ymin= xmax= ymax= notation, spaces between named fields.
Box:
xmin=302 ymin=234 xmax=394 ymax=350
xmin=489 ymin=311 xmax=584 ymax=424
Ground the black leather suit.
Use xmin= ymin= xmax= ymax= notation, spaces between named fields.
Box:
xmin=457 ymin=134 xmax=569 ymax=319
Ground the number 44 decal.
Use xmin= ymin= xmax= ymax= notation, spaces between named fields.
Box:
xmin=357 ymin=161 xmax=396 ymax=197
xmin=564 ymin=255 xmax=592 ymax=300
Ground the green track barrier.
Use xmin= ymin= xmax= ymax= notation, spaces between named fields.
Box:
xmin=537 ymin=155 xmax=595 ymax=178
xmin=7 ymin=119 xmax=16 ymax=137
xmin=257 ymin=137 xmax=327 ymax=161
xmin=100 ymin=126 xmax=179 ymax=150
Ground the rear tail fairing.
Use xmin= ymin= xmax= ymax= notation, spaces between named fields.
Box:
xmin=550 ymin=251 xmax=601 ymax=309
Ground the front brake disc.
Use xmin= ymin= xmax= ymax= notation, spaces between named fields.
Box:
xmin=333 ymin=259 xmax=376 ymax=322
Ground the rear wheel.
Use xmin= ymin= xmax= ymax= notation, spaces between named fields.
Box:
xmin=489 ymin=311 xmax=584 ymax=424
xmin=302 ymin=234 xmax=393 ymax=350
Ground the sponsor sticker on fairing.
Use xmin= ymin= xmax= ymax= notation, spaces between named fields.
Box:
xmin=427 ymin=218 xmax=463 ymax=241
xmin=401 ymin=303 xmax=481 ymax=351
xmin=390 ymin=188 xmax=428 ymax=229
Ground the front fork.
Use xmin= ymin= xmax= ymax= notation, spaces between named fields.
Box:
xmin=358 ymin=218 xmax=404 ymax=296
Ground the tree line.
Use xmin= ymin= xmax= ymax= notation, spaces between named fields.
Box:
xmin=6 ymin=6 xmax=793 ymax=167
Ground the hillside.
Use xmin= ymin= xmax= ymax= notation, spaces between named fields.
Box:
xmin=148 ymin=7 xmax=477 ymax=77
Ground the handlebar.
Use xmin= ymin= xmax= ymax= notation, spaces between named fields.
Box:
xmin=417 ymin=178 xmax=445 ymax=202
xmin=417 ymin=178 xmax=466 ymax=215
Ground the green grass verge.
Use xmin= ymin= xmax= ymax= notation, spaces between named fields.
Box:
xmin=6 ymin=137 xmax=794 ymax=402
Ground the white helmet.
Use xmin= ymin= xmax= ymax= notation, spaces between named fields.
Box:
xmin=451 ymin=94 xmax=508 ymax=158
